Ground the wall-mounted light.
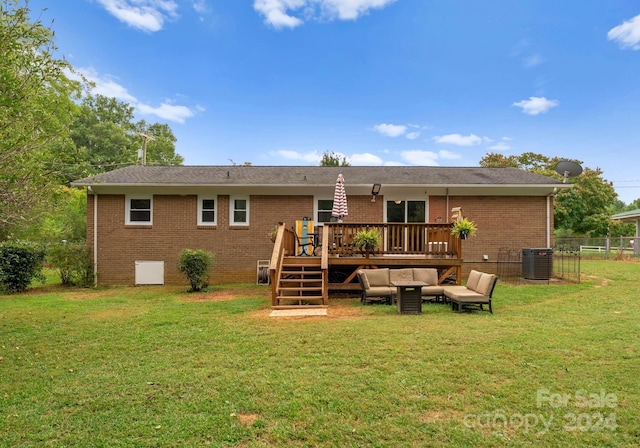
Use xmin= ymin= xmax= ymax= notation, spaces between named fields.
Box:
xmin=371 ymin=183 xmax=381 ymax=202
xmin=394 ymin=200 xmax=403 ymax=205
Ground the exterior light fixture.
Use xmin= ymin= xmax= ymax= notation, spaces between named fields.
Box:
xmin=371 ymin=183 xmax=381 ymax=202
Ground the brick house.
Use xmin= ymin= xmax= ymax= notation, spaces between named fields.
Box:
xmin=72 ymin=165 xmax=567 ymax=287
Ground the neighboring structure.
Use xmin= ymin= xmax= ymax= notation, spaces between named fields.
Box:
xmin=72 ymin=165 xmax=569 ymax=286
xmin=612 ymin=209 xmax=640 ymax=256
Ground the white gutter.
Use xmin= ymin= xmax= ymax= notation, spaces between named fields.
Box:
xmin=547 ymin=193 xmax=554 ymax=248
xmin=89 ymin=186 xmax=98 ymax=287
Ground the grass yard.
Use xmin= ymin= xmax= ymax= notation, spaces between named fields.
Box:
xmin=1 ymin=260 xmax=639 ymax=447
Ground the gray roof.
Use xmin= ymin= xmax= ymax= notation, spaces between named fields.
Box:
xmin=72 ymin=165 xmax=565 ymax=187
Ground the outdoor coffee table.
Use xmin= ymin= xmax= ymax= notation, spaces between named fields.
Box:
xmin=391 ymin=281 xmax=426 ymax=314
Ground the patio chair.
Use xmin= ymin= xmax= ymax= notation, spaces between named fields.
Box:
xmin=293 ymin=220 xmax=318 ymax=256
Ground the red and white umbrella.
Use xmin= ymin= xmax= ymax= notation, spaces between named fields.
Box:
xmin=331 ymin=174 xmax=348 ymax=222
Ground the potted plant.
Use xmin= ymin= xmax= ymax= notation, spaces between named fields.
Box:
xmin=352 ymin=228 xmax=382 ymax=258
xmin=451 ymin=218 xmax=478 ymax=240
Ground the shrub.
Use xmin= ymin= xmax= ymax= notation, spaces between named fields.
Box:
xmin=0 ymin=241 xmax=46 ymax=293
xmin=178 ymin=249 xmax=214 ymax=292
xmin=48 ymin=242 xmax=94 ymax=287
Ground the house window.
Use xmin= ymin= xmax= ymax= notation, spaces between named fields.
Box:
xmin=386 ymin=200 xmax=426 ymax=223
xmin=230 ymin=196 xmax=249 ymax=225
xmin=317 ymin=199 xmax=334 ymax=223
xmin=198 ymin=196 xmax=217 ymax=225
xmin=126 ymin=195 xmax=152 ymax=225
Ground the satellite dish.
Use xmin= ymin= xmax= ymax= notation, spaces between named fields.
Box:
xmin=555 ymin=160 xmax=583 ymax=183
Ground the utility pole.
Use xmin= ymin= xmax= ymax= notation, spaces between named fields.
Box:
xmin=137 ymin=132 xmax=155 ymax=165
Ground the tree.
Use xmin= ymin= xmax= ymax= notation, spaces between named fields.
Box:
xmin=480 ymin=152 xmax=617 ymax=237
xmin=0 ymin=0 xmax=85 ymax=239
xmin=68 ymin=95 xmax=183 ymax=181
xmin=12 ymin=186 xmax=87 ymax=244
xmin=319 ymin=151 xmax=350 ymax=167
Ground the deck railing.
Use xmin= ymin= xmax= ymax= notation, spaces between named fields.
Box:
xmin=320 ymin=223 xmax=461 ymax=258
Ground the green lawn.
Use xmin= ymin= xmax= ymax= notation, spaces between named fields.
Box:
xmin=1 ymin=261 xmax=639 ymax=447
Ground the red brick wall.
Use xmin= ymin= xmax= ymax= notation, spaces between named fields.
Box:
xmin=87 ymin=193 xmax=551 ymax=285
xmin=444 ymin=195 xmax=553 ymax=276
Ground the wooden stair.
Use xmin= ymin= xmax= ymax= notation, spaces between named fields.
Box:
xmin=273 ymin=256 xmax=327 ymax=309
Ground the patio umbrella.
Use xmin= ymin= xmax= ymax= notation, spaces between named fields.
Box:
xmin=331 ymin=174 xmax=348 ymax=222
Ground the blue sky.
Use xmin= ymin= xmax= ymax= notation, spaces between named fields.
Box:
xmin=29 ymin=0 xmax=640 ymax=204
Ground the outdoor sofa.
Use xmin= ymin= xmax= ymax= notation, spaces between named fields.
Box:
xmin=357 ymin=267 xmax=498 ymax=313
xmin=356 ymin=268 xmax=444 ymax=304
xmin=443 ymin=269 xmax=498 ymax=313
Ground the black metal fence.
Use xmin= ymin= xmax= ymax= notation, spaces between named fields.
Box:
xmin=497 ymin=246 xmax=581 ymax=284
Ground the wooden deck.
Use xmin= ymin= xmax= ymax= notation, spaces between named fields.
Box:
xmin=270 ymin=222 xmax=463 ymax=307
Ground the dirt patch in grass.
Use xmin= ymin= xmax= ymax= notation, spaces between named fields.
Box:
xmin=179 ymin=287 xmax=269 ymax=303
xmin=64 ymin=290 xmax=122 ymax=301
xmin=237 ymin=414 xmax=259 ymax=426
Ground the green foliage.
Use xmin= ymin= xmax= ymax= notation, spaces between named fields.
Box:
xmin=481 ymin=152 xmax=618 ymax=237
xmin=352 ymin=228 xmax=382 ymax=251
xmin=67 ymin=95 xmax=184 ymax=181
xmin=0 ymin=240 xmax=46 ymax=293
xmin=47 ymin=242 xmax=93 ymax=287
xmin=12 ymin=186 xmax=87 ymax=244
xmin=451 ymin=218 xmax=478 ymax=238
xmin=319 ymin=151 xmax=350 ymax=166
xmin=178 ymin=249 xmax=214 ymax=292
xmin=0 ymin=0 xmax=86 ymax=239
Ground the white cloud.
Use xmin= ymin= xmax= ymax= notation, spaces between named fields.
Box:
xmin=401 ymin=150 xmax=440 ymax=166
xmin=372 ymin=123 xmax=407 ymax=137
xmin=350 ymin=152 xmax=384 ymax=165
xmin=513 ymin=96 xmax=559 ymax=115
xmin=96 ymin=0 xmax=179 ymax=32
xmin=433 ymin=133 xmax=483 ymax=146
xmin=253 ymin=0 xmax=304 ymax=29
xmin=77 ymin=67 xmax=138 ymax=103
xmin=608 ymin=14 xmax=640 ymax=50
xmin=320 ymin=0 xmax=398 ymax=20
xmin=192 ymin=0 xmax=209 ymax=14
xmin=271 ymin=149 xmax=323 ymax=163
xmin=489 ymin=142 xmax=511 ymax=151
xmin=137 ymin=101 xmax=195 ymax=124
xmin=254 ymin=0 xmax=396 ymax=29
xmin=405 ymin=131 xmax=421 ymax=140
xmin=437 ymin=150 xmax=462 ymax=160
xmin=523 ymin=54 xmax=544 ymax=68
xmin=78 ymin=67 xmax=198 ymax=123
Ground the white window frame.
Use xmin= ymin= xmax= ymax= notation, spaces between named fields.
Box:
xmin=198 ymin=195 xmax=217 ymax=226
xmin=229 ymin=195 xmax=250 ymax=226
xmin=314 ymin=197 xmax=335 ymax=225
xmin=125 ymin=194 xmax=153 ymax=225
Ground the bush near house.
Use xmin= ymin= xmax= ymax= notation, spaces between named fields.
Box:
xmin=47 ymin=241 xmax=94 ymax=287
xmin=178 ymin=249 xmax=215 ymax=292
xmin=0 ymin=240 xmax=46 ymax=293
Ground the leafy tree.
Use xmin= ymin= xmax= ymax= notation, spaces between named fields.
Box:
xmin=135 ymin=121 xmax=183 ymax=166
xmin=68 ymin=95 xmax=184 ymax=181
xmin=319 ymin=151 xmax=350 ymax=167
xmin=12 ymin=186 xmax=87 ymax=244
xmin=0 ymin=0 xmax=85 ymax=239
xmin=626 ymin=198 xmax=640 ymax=211
xmin=480 ymin=152 xmax=617 ymax=237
